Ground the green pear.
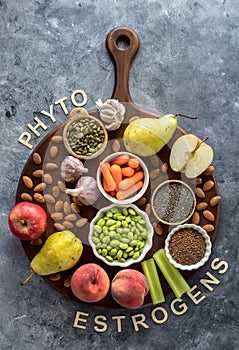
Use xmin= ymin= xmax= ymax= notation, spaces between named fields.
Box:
xmin=123 ymin=114 xmax=196 ymax=156
xmin=22 ymin=230 xmax=83 ymax=284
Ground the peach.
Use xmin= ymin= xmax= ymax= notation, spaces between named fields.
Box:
xmin=111 ymin=269 xmax=149 ymax=309
xmin=71 ymin=263 xmax=110 ymax=303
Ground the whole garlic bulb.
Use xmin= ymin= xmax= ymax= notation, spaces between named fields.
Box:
xmin=96 ymin=98 xmax=125 ymax=131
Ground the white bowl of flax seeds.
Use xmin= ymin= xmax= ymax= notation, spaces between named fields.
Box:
xmin=165 ymin=223 xmax=212 ymax=270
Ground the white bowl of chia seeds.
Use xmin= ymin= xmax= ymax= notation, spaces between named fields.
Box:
xmin=63 ymin=112 xmax=108 ymax=160
xmin=165 ymin=223 xmax=212 ymax=270
xmin=151 ymin=179 xmax=196 ymax=226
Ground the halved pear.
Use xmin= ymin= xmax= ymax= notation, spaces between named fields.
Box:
xmin=169 ymin=134 xmax=214 ymax=178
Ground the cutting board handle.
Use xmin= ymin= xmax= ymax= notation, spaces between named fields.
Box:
xmin=106 ymin=26 xmax=140 ymax=103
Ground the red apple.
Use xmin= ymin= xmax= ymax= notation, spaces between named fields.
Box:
xmin=71 ymin=263 xmax=110 ymax=303
xmin=8 ymin=202 xmax=47 ymax=240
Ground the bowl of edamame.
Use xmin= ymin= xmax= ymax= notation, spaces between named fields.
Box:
xmin=89 ymin=204 xmax=154 ymax=267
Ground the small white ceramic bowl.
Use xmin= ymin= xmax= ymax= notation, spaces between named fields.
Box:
xmin=89 ymin=203 xmax=154 ymax=267
xmin=165 ymin=223 xmax=212 ymax=271
xmin=97 ymin=151 xmax=149 ymax=205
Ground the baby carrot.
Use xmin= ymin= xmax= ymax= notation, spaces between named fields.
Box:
xmin=110 ymin=164 xmax=122 ymax=189
xmin=128 ymin=158 xmax=139 ymax=169
xmin=110 ymin=154 xmax=130 ymax=166
xmin=121 ymin=166 xmax=135 ymax=177
xmin=116 ymin=181 xmax=144 ymax=200
xmin=103 ymin=177 xmax=110 ymax=192
xmin=119 ymin=171 xmax=144 ymax=191
xmin=100 ymin=162 xmax=116 ymax=192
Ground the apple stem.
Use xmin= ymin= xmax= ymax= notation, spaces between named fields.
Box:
xmin=21 ymin=271 xmax=35 ymax=285
xmin=193 ymin=136 xmax=209 ymax=153
xmin=175 ymin=113 xmax=197 ymax=120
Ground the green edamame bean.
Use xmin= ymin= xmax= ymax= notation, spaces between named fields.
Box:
xmin=119 ymin=242 xmax=128 ymax=250
xmin=133 ymin=251 xmax=140 ymax=259
xmin=103 ymin=236 xmax=110 ymax=244
xmin=128 ymin=208 xmax=136 ymax=216
xmin=106 ymin=219 xmax=116 ymax=226
xmin=110 ymin=239 xmax=120 ymax=247
xmin=109 ymin=248 xmax=118 ymax=256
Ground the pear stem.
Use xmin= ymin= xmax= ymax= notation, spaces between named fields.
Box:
xmin=193 ymin=136 xmax=209 ymax=153
xmin=175 ymin=113 xmax=197 ymax=119
xmin=21 ymin=271 xmax=35 ymax=285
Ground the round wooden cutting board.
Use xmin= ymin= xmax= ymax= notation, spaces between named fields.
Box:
xmin=16 ymin=26 xmax=220 ymax=309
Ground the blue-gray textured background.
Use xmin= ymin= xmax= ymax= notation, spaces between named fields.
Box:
xmin=0 ymin=0 xmax=238 ymax=349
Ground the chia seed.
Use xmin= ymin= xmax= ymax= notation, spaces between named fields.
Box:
xmin=169 ymin=228 xmax=206 ymax=265
xmin=152 ymin=182 xmax=195 ymax=224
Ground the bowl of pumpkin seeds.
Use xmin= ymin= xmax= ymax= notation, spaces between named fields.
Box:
xmin=63 ymin=112 xmax=108 ymax=160
xmin=89 ymin=203 xmax=154 ymax=267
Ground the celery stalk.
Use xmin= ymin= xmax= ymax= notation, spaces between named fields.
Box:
xmin=153 ymin=249 xmax=190 ymax=298
xmin=141 ymin=258 xmax=165 ymax=304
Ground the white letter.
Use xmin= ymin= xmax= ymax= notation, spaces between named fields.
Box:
xmin=186 ymin=285 xmax=206 ymax=305
xmin=73 ymin=311 xmax=89 ymax=330
xmin=151 ymin=306 xmax=168 ymax=324
xmin=131 ymin=313 xmax=149 ymax=332
xmin=41 ymin=104 xmax=56 ymax=122
xmin=94 ymin=315 xmax=108 ymax=333
xmin=71 ymin=89 xmax=88 ymax=107
xmin=27 ymin=117 xmax=48 ymax=137
xmin=18 ymin=132 xmax=33 ymax=149
xmin=170 ymin=298 xmax=188 ymax=316
xmin=55 ymin=96 xmax=69 ymax=115
xmin=112 ymin=315 xmax=126 ymax=333
xmin=211 ymin=257 xmax=229 ymax=274
xmin=200 ymin=271 xmax=220 ymax=292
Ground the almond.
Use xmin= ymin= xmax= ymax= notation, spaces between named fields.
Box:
xmin=32 ymin=169 xmax=43 ymax=178
xmin=55 ymin=200 xmax=63 ymax=212
xmin=34 ymin=193 xmax=45 ymax=203
xmin=64 ymin=275 xmax=72 ymax=288
xmin=203 ymin=165 xmax=215 ymax=176
xmin=51 ymin=212 xmax=64 ymax=221
xmin=65 ymin=213 xmax=77 ymax=221
xmin=63 ymin=220 xmax=74 ymax=228
xmin=51 ymin=135 xmax=63 ymax=143
xmin=44 ymin=194 xmax=55 ymax=204
xmin=191 ymin=211 xmax=200 ymax=225
xmin=150 ymin=168 xmax=160 ymax=180
xmin=21 ymin=193 xmax=33 ymax=202
xmin=53 ymin=222 xmax=65 ymax=231
xmin=52 ymin=186 xmax=60 ymax=198
xmin=161 ymin=162 xmax=168 ymax=174
xmin=50 ymin=146 xmax=58 ymax=158
xmin=71 ymin=203 xmax=80 ymax=213
xmin=22 ymin=176 xmax=33 ymax=189
xmin=196 ymin=202 xmax=208 ymax=211
xmin=191 ymin=177 xmax=202 ymax=185
xmin=33 ymin=152 xmax=42 ymax=165
xmin=202 ymin=224 xmax=214 ymax=232
xmin=149 ymin=155 xmax=160 ymax=168
xmin=43 ymin=173 xmax=53 ymax=185
xmin=76 ymin=218 xmax=88 ymax=228
xmin=195 ymin=187 xmax=205 ymax=198
xmin=203 ymin=210 xmax=215 ymax=221
xmin=137 ymin=197 xmax=147 ymax=206
xmin=112 ymin=139 xmax=120 ymax=153
xmin=203 ymin=180 xmax=214 ymax=192
xmin=63 ymin=201 xmax=71 ymax=215
xmin=34 ymin=182 xmax=46 ymax=192
xmin=30 ymin=238 xmax=42 ymax=246
xmin=153 ymin=223 xmax=163 ymax=236
xmin=49 ymin=273 xmax=61 ymax=281
xmin=58 ymin=180 xmax=66 ymax=192
xmin=145 ymin=203 xmax=151 ymax=216
xmin=209 ymin=196 xmax=221 ymax=207
xmin=45 ymin=162 xmax=59 ymax=171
